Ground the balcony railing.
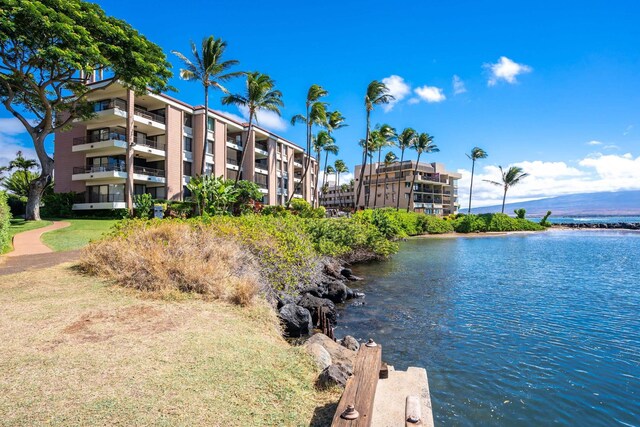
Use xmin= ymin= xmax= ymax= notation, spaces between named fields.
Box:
xmin=73 ymin=132 xmax=126 ymax=146
xmin=227 ymin=137 xmax=242 ymax=147
xmin=94 ymin=98 xmax=126 ymax=112
xmin=133 ymin=165 xmax=165 ymax=177
xmin=87 ymin=194 xmax=125 ymax=203
xmin=134 ymin=137 xmax=165 ymax=151
xmin=227 ymin=158 xmax=239 ymax=166
xmin=73 ymin=165 xmax=125 ymax=174
xmin=134 ymin=107 xmax=166 ymax=124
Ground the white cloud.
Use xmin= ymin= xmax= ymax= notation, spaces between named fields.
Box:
xmin=603 ymin=144 xmax=620 ymax=150
xmin=237 ymin=105 xmax=287 ymax=131
xmin=586 ymin=140 xmax=602 ymax=146
xmin=381 ymin=75 xmax=411 ymax=112
xmin=414 ymin=85 xmax=446 ymax=103
xmin=0 ymin=118 xmax=37 ymax=170
xmin=212 ymin=109 xmax=246 ymax=124
xmin=623 ymin=125 xmax=633 ymax=136
xmin=458 ymin=153 xmax=640 ymax=208
xmin=407 ymin=97 xmax=420 ymax=105
xmin=485 ymin=56 xmax=532 ymax=86
xmin=321 ymin=171 xmax=354 ymax=188
xmin=452 ymin=75 xmax=467 ymax=95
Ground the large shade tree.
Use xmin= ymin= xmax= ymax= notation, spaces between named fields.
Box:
xmin=354 ymin=80 xmax=394 ymax=210
xmin=222 ymin=72 xmax=283 ymax=184
xmin=172 ymin=36 xmax=241 ymax=175
xmin=484 ymin=165 xmax=528 ymax=213
xmin=466 ymin=146 xmax=488 ymax=214
xmin=0 ymin=0 xmax=172 ymax=220
xmin=407 ymin=133 xmax=439 ymax=212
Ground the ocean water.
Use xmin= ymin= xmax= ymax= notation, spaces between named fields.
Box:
xmin=545 ymin=216 xmax=640 ymax=224
xmin=336 ymin=230 xmax=640 ymax=426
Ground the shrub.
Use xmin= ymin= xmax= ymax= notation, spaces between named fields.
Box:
xmin=452 ymin=213 xmax=544 ymax=233
xmin=6 ymin=193 xmax=26 ymax=216
xmin=41 ymin=192 xmax=75 ymax=218
xmin=540 ymin=210 xmax=552 ymax=227
xmin=0 ymin=191 xmax=12 ymax=251
xmin=261 ymin=204 xmax=289 ymax=217
xmin=417 ymin=215 xmax=455 ymax=234
xmin=80 ymin=221 xmax=260 ymax=305
xmin=514 ymin=208 xmax=526 ymax=219
xmin=133 ymin=193 xmax=153 ymax=219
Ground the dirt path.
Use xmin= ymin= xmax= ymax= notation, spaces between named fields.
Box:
xmin=1 ymin=221 xmax=79 ymax=276
xmin=6 ymin=221 xmax=71 ymax=257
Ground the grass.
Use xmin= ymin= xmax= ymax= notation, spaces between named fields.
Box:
xmin=41 ymin=218 xmax=118 ymax=252
xmin=0 ymin=264 xmax=338 ymax=426
xmin=1 ymin=218 xmax=53 ymax=254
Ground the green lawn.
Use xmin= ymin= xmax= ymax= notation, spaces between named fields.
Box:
xmin=41 ymin=218 xmax=118 ymax=252
xmin=2 ymin=218 xmax=53 ymax=254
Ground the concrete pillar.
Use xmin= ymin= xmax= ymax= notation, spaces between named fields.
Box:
xmin=165 ymin=105 xmax=183 ymax=201
xmin=213 ymin=120 xmax=227 ymax=178
xmin=192 ymin=111 xmax=205 ymax=176
xmin=241 ymin=129 xmax=255 ymax=181
xmin=125 ymin=89 xmax=135 ymax=212
xmin=267 ymin=138 xmax=277 ymax=205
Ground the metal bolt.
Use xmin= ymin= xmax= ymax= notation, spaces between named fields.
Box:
xmin=341 ymin=404 xmax=360 ymax=420
xmin=365 ymin=338 xmax=377 ymax=347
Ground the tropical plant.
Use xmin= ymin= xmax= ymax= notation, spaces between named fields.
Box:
xmin=172 ymin=36 xmax=241 ymax=175
xmin=0 ymin=151 xmax=43 ymax=197
xmin=222 ymin=72 xmax=284 ymax=184
xmin=355 ymin=80 xmax=394 ymax=210
xmin=324 ymin=165 xmax=336 ymax=187
xmin=484 ymin=166 xmax=529 ymax=213
xmin=466 ymin=146 xmax=488 ymax=214
xmin=288 ymin=85 xmax=328 ymax=205
xmin=322 ymin=110 xmax=347 ymax=190
xmin=540 ymin=210 xmax=553 ymax=227
xmin=0 ymin=0 xmax=172 ymax=220
xmin=133 ymin=193 xmax=154 ymax=219
xmin=312 ymin=130 xmax=337 ymax=203
xmin=0 ymin=191 xmax=11 ymax=252
xmin=372 ymin=124 xmax=397 ymax=208
xmin=514 ymin=208 xmax=526 ymax=219
xmin=384 ymin=151 xmax=398 ymax=203
xmin=395 ymin=128 xmax=418 ymax=210
xmin=340 ymin=183 xmax=349 ymax=209
xmin=407 ymin=133 xmax=439 ymax=212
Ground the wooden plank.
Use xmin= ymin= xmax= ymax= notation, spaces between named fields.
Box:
xmin=331 ymin=344 xmax=382 ymax=427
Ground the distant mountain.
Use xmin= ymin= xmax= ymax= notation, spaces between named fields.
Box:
xmin=471 ymin=191 xmax=640 ymax=217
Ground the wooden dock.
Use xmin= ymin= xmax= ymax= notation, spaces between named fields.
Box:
xmin=331 ymin=341 xmax=434 ymax=427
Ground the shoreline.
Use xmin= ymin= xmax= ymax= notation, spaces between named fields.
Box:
xmin=411 ymin=230 xmax=544 ymax=239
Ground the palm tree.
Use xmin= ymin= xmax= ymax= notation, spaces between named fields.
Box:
xmin=324 ymin=165 xmax=335 ymax=191
xmin=289 ymin=85 xmax=328 ymax=205
xmin=172 ymin=36 xmax=241 ymax=175
xmin=321 ymin=110 xmax=347 ymax=190
xmin=358 ymin=136 xmax=376 ymax=208
xmin=466 ymin=147 xmax=488 ymax=214
xmin=222 ymin=72 xmax=284 ymax=184
xmin=340 ymin=183 xmax=349 ymax=209
xmin=354 ymin=80 xmax=394 ymax=210
xmin=372 ymin=124 xmax=397 ymax=208
xmin=395 ymin=128 xmax=417 ymax=210
xmin=407 ymin=133 xmax=439 ymax=212
xmin=484 ymin=166 xmax=528 ymax=213
xmin=334 ymin=160 xmax=348 ymax=209
xmin=383 ymin=151 xmax=398 ymax=203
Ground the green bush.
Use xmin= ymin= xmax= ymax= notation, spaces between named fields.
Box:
xmin=514 ymin=208 xmax=526 ymax=219
xmin=540 ymin=210 xmax=552 ymax=227
xmin=6 ymin=193 xmax=26 ymax=216
xmin=133 ymin=193 xmax=153 ymax=219
xmin=452 ymin=213 xmax=544 ymax=233
xmin=261 ymin=205 xmax=289 ymax=217
xmin=0 ymin=191 xmax=12 ymax=252
xmin=417 ymin=215 xmax=455 ymax=234
xmin=289 ymin=198 xmax=325 ymax=218
xmin=41 ymin=192 xmax=75 ymax=218
xmin=353 ymin=208 xmax=453 ymax=237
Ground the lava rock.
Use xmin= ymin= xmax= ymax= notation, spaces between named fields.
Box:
xmin=305 ymin=333 xmax=356 ymax=368
xmin=278 ymin=303 xmax=312 ymax=337
xmin=340 ymin=268 xmax=353 ymax=278
xmin=305 ymin=343 xmax=332 ymax=370
xmin=316 ymin=363 xmax=353 ymax=389
xmin=325 ymin=281 xmax=349 ymax=303
xmin=340 ymin=335 xmax=360 ymax=352
xmin=297 ymin=294 xmax=337 ymax=326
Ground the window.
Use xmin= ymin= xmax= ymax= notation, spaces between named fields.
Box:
xmin=227 ymin=168 xmax=238 ymax=181
xmin=205 ymin=163 xmax=213 ymax=175
xmin=183 ymin=113 xmax=193 ymax=128
xmin=207 ymin=116 xmax=215 ymax=130
xmin=183 ymin=136 xmax=192 ymax=152
xmin=405 ymin=182 xmax=411 ymax=188
xmin=183 ymin=161 xmax=192 ymax=176
xmin=183 ymin=185 xmax=192 ymax=199
xmin=87 ymin=184 xmax=124 ymax=203
xmin=206 ymin=140 xmax=214 ymax=154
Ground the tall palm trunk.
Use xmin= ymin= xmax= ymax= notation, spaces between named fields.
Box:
xmin=373 ymin=148 xmax=382 ymax=208
xmin=468 ymin=158 xmax=476 ymax=214
xmin=288 ymin=104 xmax=311 ymax=205
xmin=355 ymin=111 xmax=370 ymax=210
xmin=336 ymin=171 xmax=341 ymax=208
xmin=201 ymin=85 xmax=209 ymax=175
xmin=501 ymin=185 xmax=507 ymax=213
xmin=235 ymin=117 xmax=253 ymax=184
xmin=395 ymin=147 xmax=405 ymax=211
xmin=407 ymin=153 xmax=422 ymax=212
xmin=321 ymin=150 xmax=330 ymax=189
xmin=314 ymin=148 xmax=321 ymax=207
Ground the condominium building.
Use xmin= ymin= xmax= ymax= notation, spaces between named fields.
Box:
xmin=319 ymin=183 xmax=355 ymax=210
xmin=54 ymin=80 xmax=316 ymax=211
xmin=353 ymin=161 xmax=461 ymax=215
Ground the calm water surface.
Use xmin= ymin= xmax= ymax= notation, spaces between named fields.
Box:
xmin=336 ymin=230 xmax=640 ymax=426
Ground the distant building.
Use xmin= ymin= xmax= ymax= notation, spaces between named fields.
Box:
xmin=319 ymin=182 xmax=355 ymax=210
xmin=353 ymin=161 xmax=461 ymax=215
xmin=53 ymin=79 xmax=316 ymax=211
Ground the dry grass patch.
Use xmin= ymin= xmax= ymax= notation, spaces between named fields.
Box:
xmin=0 ymin=264 xmax=337 ymax=426
xmin=79 ymin=222 xmax=260 ymax=305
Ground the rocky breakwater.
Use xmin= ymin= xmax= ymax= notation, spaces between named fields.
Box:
xmin=556 ymin=222 xmax=640 ymax=230
xmin=277 ymin=265 xmax=364 ymax=338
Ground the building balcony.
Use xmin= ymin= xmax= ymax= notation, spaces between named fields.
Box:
xmin=226 ymin=137 xmax=243 ymax=151
xmin=293 ymin=161 xmax=303 ymax=168
xmin=255 ymin=166 xmax=269 ymax=175
xmin=72 ymin=165 xmax=165 ymax=184
xmin=72 ymin=134 xmax=165 ymax=160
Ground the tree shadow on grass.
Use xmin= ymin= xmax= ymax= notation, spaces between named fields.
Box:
xmin=309 ymin=401 xmax=338 ymax=427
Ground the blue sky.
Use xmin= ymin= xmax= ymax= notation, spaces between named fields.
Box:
xmin=1 ymin=0 xmax=639 ymax=206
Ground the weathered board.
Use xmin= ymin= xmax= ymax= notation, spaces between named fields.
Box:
xmin=331 ymin=344 xmax=382 ymax=427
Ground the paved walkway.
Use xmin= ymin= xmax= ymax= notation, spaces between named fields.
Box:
xmin=1 ymin=221 xmax=80 ymax=276
xmin=6 ymin=221 xmax=71 ymax=257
